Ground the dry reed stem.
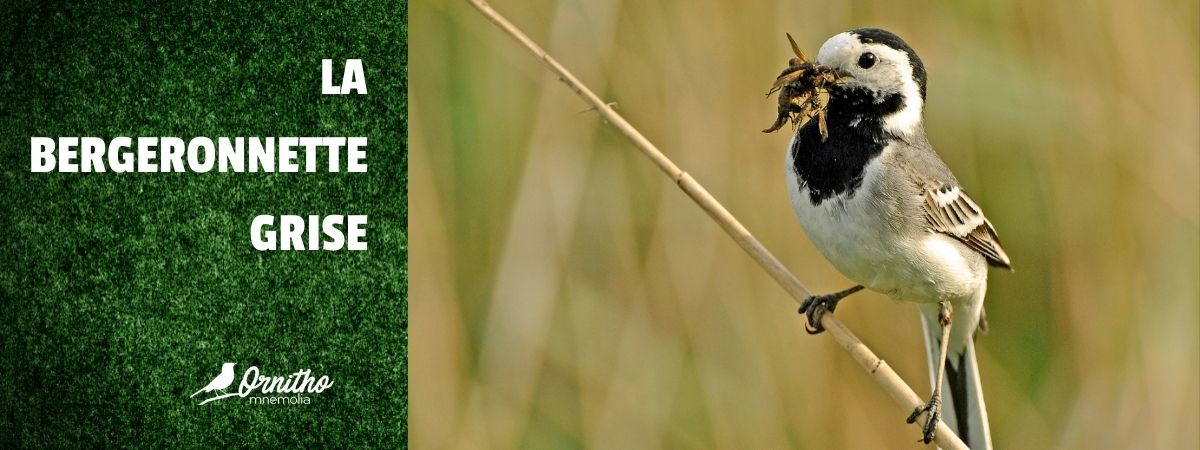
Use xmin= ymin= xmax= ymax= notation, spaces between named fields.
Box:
xmin=464 ymin=1 xmax=970 ymax=448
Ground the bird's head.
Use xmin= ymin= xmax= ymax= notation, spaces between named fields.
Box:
xmin=222 ymin=362 xmax=236 ymax=369
xmin=815 ymin=28 xmax=927 ymax=134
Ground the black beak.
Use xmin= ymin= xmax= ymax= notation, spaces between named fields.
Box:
xmin=818 ymin=65 xmax=853 ymax=81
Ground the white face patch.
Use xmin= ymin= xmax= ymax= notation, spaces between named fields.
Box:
xmin=816 ymin=32 xmax=859 ymax=66
xmin=816 ymin=32 xmax=924 ymax=136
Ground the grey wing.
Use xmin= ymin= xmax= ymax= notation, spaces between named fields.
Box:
xmin=922 ymin=184 xmax=1012 ymax=269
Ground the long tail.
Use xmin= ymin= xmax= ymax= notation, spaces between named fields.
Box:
xmin=919 ymin=294 xmax=992 ymax=449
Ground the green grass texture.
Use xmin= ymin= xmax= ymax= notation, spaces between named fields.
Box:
xmin=0 ymin=0 xmax=408 ymax=447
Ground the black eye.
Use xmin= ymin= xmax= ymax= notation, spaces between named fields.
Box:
xmin=857 ymin=52 xmax=877 ymax=69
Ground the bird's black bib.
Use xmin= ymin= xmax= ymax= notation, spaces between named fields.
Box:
xmin=790 ymin=86 xmax=904 ymax=204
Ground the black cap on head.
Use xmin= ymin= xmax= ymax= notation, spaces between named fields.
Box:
xmin=851 ymin=28 xmax=927 ymax=100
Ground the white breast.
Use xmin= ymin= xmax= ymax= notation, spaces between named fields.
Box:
xmin=784 ymin=140 xmax=982 ymax=303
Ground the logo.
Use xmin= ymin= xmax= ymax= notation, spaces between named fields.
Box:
xmin=190 ymin=362 xmax=334 ymax=405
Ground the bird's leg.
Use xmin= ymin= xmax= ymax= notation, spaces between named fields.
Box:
xmin=798 ymin=285 xmax=864 ymax=334
xmin=907 ymin=301 xmax=953 ymax=444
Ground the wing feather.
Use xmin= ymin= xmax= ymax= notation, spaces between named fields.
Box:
xmin=922 ymin=184 xmax=1012 ymax=269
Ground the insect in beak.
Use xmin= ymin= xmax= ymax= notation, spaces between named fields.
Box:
xmin=762 ymin=33 xmax=847 ymax=141
xmin=786 ymin=32 xmax=809 ymax=67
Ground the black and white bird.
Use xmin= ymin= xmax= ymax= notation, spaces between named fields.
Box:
xmin=783 ymin=29 xmax=1009 ymax=448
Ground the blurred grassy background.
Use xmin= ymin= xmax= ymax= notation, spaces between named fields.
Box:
xmin=410 ymin=0 xmax=1198 ymax=448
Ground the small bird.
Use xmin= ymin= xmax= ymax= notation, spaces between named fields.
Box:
xmin=191 ymin=362 xmax=237 ymax=398
xmin=781 ymin=29 xmax=1009 ymax=448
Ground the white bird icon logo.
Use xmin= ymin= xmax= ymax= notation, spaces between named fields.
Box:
xmin=191 ymin=362 xmax=236 ymax=398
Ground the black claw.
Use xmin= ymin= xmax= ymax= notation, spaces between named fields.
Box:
xmin=797 ymin=286 xmax=863 ymax=335
xmin=907 ymin=395 xmax=941 ymax=444
xmin=798 ymin=295 xmax=836 ymax=334
xmin=906 ymin=406 xmax=924 ymax=424
xmin=923 ymin=409 xmax=939 ymax=444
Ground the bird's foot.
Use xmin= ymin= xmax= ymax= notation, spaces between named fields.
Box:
xmin=938 ymin=301 xmax=954 ymax=326
xmin=906 ymin=393 xmax=941 ymax=444
xmin=798 ymin=285 xmax=864 ymax=334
